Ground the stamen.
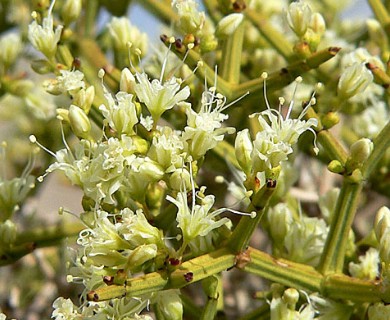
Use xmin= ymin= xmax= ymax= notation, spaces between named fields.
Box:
xmin=48 ymin=0 xmax=57 ymax=16
xmin=215 ymin=176 xmax=225 ymax=184
xmin=224 ymin=91 xmax=249 ymax=110
xmin=160 ymin=41 xmax=173 ymax=83
xmin=261 ymin=72 xmax=271 ymax=110
xmin=29 ymin=135 xmax=57 ymax=158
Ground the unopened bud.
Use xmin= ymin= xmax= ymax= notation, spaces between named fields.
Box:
xmin=56 ymin=108 xmax=70 ymax=122
xmin=282 ymin=288 xmax=299 ymax=307
xmin=328 ymin=160 xmax=344 ymax=174
xmin=0 ymin=220 xmax=17 ymax=245
xmin=31 ymin=59 xmax=53 ymax=74
xmin=169 ymin=168 xmax=191 ymax=191
xmin=287 ymin=1 xmax=312 ymax=37
xmin=310 ymin=12 xmax=326 ymax=35
xmin=68 ymin=104 xmax=91 ymax=139
xmin=61 ymin=0 xmax=82 ymax=25
xmin=120 ymin=68 xmax=136 ymax=93
xmin=321 ymin=112 xmax=340 ymax=129
xmin=126 ymin=244 xmax=157 ymax=271
xmin=216 ymin=13 xmax=244 ymax=37
xmin=338 ymin=63 xmax=373 ymax=100
xmin=131 ymin=136 xmax=148 ymax=154
xmin=367 ymin=19 xmax=387 ymax=47
xmin=0 ymin=33 xmax=23 ymax=68
xmin=235 ymin=129 xmax=253 ymax=175
xmin=346 ymin=138 xmax=373 ymax=173
xmin=73 ymin=86 xmax=95 ymax=113
xmin=156 ymin=290 xmax=183 ymax=320
xmin=374 ymin=206 xmax=390 ymax=242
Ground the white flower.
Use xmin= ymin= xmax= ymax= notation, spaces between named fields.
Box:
xmin=166 ymin=188 xmax=231 ymax=246
xmin=57 ymin=70 xmax=85 ymax=94
xmin=286 ymin=0 xmax=312 ymax=37
xmin=235 ymin=77 xmax=318 ymax=177
xmin=135 ymin=72 xmax=190 ymax=122
xmin=216 ymin=13 xmax=244 ymax=37
xmin=52 ymin=297 xmax=80 ymax=320
xmin=172 ymin=0 xmax=205 ymax=34
xmin=100 ymin=91 xmax=139 ymax=135
xmin=0 ymin=33 xmax=23 ymax=67
xmin=349 ymin=247 xmax=380 ymax=280
xmin=108 ymin=16 xmax=148 ymax=56
xmin=284 ymin=216 xmax=328 ymax=266
xmin=182 ymin=88 xmax=235 ymax=160
xmin=148 ymin=126 xmax=185 ymax=171
xmin=28 ymin=6 xmax=63 ymax=59
xmin=338 ymin=62 xmax=373 ymax=100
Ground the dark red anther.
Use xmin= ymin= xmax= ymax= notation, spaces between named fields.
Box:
xmin=160 ymin=34 xmax=168 ymax=43
xmin=266 ymin=179 xmax=277 ymax=188
xmin=169 ymin=258 xmax=181 ymax=266
xmin=184 ymin=272 xmax=194 ymax=282
xmin=103 ymin=276 xmax=114 ymax=285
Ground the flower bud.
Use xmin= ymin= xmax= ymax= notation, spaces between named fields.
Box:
xmin=216 ymin=13 xmax=243 ymax=37
xmin=131 ymin=136 xmax=149 ymax=154
xmin=282 ymin=288 xmax=299 ymax=307
xmin=61 ymin=0 xmax=82 ymax=25
xmin=367 ymin=19 xmax=387 ymax=48
xmin=337 ymin=63 xmax=373 ymax=100
xmin=235 ymin=129 xmax=253 ymax=175
xmin=28 ymin=13 xmax=63 ymax=59
xmin=31 ymin=59 xmax=53 ymax=74
xmin=0 ymin=220 xmax=17 ymax=245
xmin=349 ymin=247 xmax=380 ymax=280
xmin=268 ymin=203 xmax=292 ymax=246
xmin=0 ymin=33 xmax=23 ymax=68
xmin=346 ymin=138 xmax=373 ymax=173
xmin=286 ymin=1 xmax=312 ymax=37
xmin=68 ymin=104 xmax=91 ymax=139
xmin=169 ymin=168 xmax=192 ymax=191
xmin=321 ymin=112 xmax=340 ymax=129
xmin=374 ymin=206 xmax=390 ymax=242
xmin=310 ymin=12 xmax=326 ymax=35
xmin=73 ymin=86 xmax=95 ymax=113
xmin=120 ymin=68 xmax=136 ymax=93
xmin=56 ymin=108 xmax=70 ymax=122
xmin=368 ymin=303 xmax=390 ymax=320
xmin=156 ymin=290 xmax=183 ymax=320
xmin=327 ymin=160 xmax=344 ymax=174
xmin=126 ymin=244 xmax=157 ymax=272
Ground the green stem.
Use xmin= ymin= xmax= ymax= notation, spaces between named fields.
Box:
xmin=318 ymin=181 xmax=363 ymax=274
xmin=220 ymin=22 xmax=244 ymax=84
xmin=228 ymin=183 xmax=275 ymax=253
xmin=88 ymin=247 xmax=235 ymax=301
xmin=362 ymin=119 xmax=390 ymax=179
xmin=232 ymin=47 xmax=341 ymax=99
xmin=317 ymin=130 xmax=348 ymax=164
xmin=368 ymin=0 xmax=390 ymax=37
xmin=244 ymin=9 xmax=294 ymax=61
xmin=242 ymin=247 xmax=323 ymax=292
xmin=0 ymin=222 xmax=84 ymax=266
xmin=84 ymin=0 xmax=99 ymax=37
xmin=200 ymin=275 xmax=222 ymax=320
xmin=181 ymin=294 xmax=202 ymax=319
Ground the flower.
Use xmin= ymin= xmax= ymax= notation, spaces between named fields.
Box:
xmin=166 ymin=187 xmax=231 ymax=247
xmin=56 ymin=69 xmax=86 ymax=94
xmin=349 ymin=247 xmax=380 ymax=280
xmin=28 ymin=3 xmax=63 ymax=59
xmin=182 ymin=87 xmax=235 ymax=160
xmin=286 ymin=0 xmax=312 ymax=37
xmin=172 ymin=0 xmax=205 ymax=34
xmin=100 ymin=91 xmax=139 ymax=135
xmin=235 ymin=76 xmax=318 ymax=180
xmin=134 ymin=72 xmax=190 ymax=122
